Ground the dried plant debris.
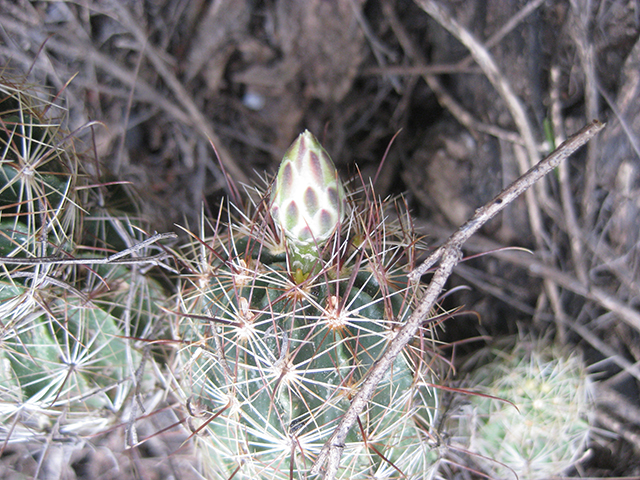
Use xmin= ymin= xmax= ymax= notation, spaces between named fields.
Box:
xmin=0 ymin=0 xmax=639 ymax=478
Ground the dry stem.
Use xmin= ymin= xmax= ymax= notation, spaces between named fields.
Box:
xmin=0 ymin=232 xmax=177 ymax=267
xmin=311 ymin=120 xmax=604 ymax=479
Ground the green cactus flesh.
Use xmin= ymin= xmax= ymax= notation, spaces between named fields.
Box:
xmin=448 ymin=338 xmax=594 ymax=480
xmin=174 ymin=181 xmax=442 ymax=479
xmin=0 ymin=84 xmax=81 ymax=248
xmin=0 ymin=280 xmax=144 ymax=440
xmin=0 ymin=79 xmax=160 ymax=445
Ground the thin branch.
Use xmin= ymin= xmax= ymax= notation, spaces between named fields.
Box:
xmin=382 ymin=3 xmax=522 ymax=146
xmin=410 ymin=120 xmax=605 ymax=279
xmin=311 ymin=120 xmax=604 ymax=479
xmin=460 ymin=0 xmax=548 ymax=67
xmin=110 ymin=3 xmax=249 ymax=185
xmin=413 ymin=217 xmax=640 ymax=341
xmin=569 ymin=1 xmax=601 ymax=225
xmin=527 ymin=260 xmax=640 ymax=332
xmin=413 ymin=0 xmax=560 ymax=274
xmin=311 ymin=247 xmax=460 ymax=478
xmin=0 ymin=232 xmax=177 ymax=266
xmin=414 ymin=0 xmax=540 ymax=168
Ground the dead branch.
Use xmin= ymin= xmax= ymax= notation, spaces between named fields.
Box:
xmin=311 ymin=120 xmax=604 ymax=479
xmin=0 ymin=232 xmax=177 ymax=267
xmin=411 ymin=121 xmax=605 ymax=278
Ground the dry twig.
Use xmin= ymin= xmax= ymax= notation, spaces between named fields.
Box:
xmin=411 ymin=0 xmax=593 ymax=342
xmin=0 ymin=232 xmax=177 ymax=267
xmin=312 ymin=120 xmax=604 ymax=479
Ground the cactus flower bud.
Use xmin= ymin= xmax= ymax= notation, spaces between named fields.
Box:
xmin=271 ymin=130 xmax=346 ymax=277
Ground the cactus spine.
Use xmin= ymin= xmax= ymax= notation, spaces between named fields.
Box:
xmin=447 ymin=338 xmax=594 ymax=480
xmin=172 ymin=130 xmax=443 ymax=479
xmin=0 ymin=78 xmax=162 ymax=449
xmin=0 ymin=79 xmax=597 ymax=480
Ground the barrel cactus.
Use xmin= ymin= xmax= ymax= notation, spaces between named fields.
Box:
xmin=0 ymin=78 xmax=163 ymax=449
xmin=171 ymin=130 xmax=444 ymax=479
xmin=447 ymin=337 xmax=594 ymax=480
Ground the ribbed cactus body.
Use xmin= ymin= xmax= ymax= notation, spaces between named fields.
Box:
xmin=174 ymin=132 xmax=441 ymax=479
xmin=0 ymin=83 xmax=81 ymax=251
xmin=0 ymin=79 xmax=160 ymax=445
xmin=0 ymin=284 xmax=142 ymax=437
xmin=447 ymin=338 xmax=594 ymax=480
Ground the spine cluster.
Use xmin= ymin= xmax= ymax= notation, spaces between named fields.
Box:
xmin=169 ymin=131 xmax=443 ymax=479
xmin=0 ymin=79 xmax=595 ymax=480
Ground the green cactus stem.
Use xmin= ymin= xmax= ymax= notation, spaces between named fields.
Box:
xmin=447 ymin=337 xmax=594 ymax=480
xmin=172 ymin=131 xmax=443 ymax=479
xmin=0 ymin=77 xmax=163 ymax=449
xmin=0 ymin=80 xmax=82 ymax=261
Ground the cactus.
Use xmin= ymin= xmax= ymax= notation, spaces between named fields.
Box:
xmin=171 ymin=130 xmax=444 ymax=479
xmin=0 ymin=78 xmax=597 ymax=480
xmin=447 ymin=337 xmax=594 ymax=480
xmin=0 ymin=78 xmax=164 ymax=449
xmin=0 ymin=79 xmax=82 ymax=260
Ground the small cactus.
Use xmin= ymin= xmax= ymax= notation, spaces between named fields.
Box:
xmin=447 ymin=337 xmax=594 ymax=480
xmin=171 ymin=131 xmax=443 ymax=479
xmin=0 ymin=78 xmax=163 ymax=450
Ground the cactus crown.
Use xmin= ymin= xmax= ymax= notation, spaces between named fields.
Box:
xmin=447 ymin=338 xmax=594 ymax=480
xmin=173 ymin=131 xmax=443 ymax=479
